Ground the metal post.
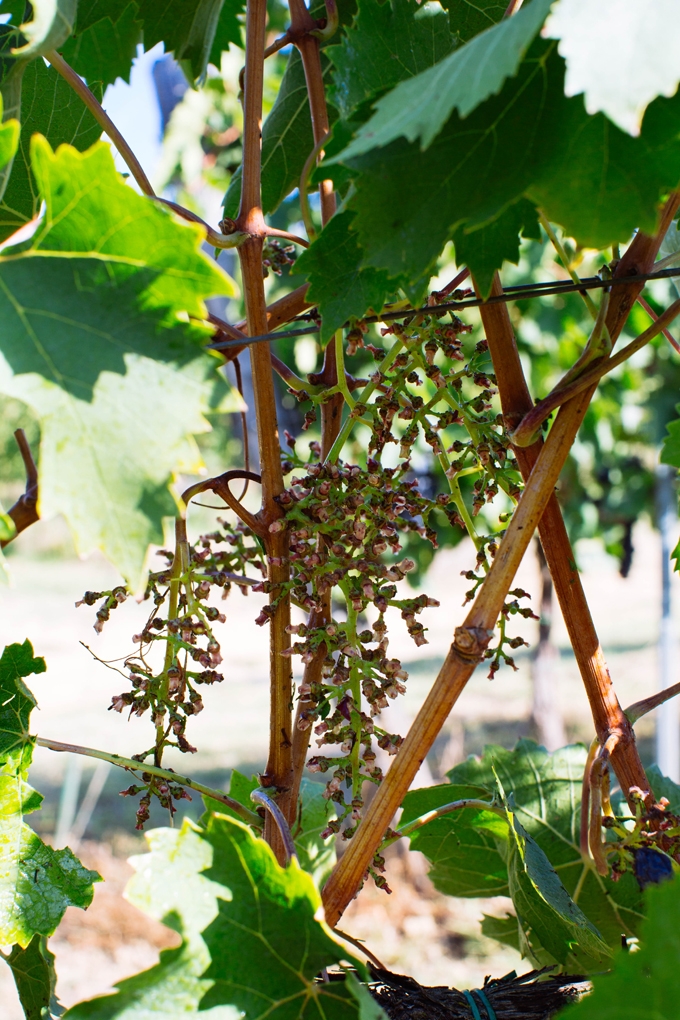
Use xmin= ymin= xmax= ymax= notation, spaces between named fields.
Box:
xmin=656 ymin=462 xmax=679 ymax=780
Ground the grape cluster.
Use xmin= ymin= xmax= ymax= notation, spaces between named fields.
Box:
xmin=78 ymin=519 xmax=265 ymax=826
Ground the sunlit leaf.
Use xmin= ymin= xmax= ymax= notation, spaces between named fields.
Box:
xmin=544 ymin=0 xmax=680 ymax=137
xmin=560 ymin=875 xmax=680 ymax=1020
xmin=335 ymin=0 xmax=552 ymax=157
xmin=0 ymin=139 xmax=238 ymax=584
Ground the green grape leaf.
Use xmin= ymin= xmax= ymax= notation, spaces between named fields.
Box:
xmin=560 ymin=875 xmax=680 ymax=1020
xmin=505 ymin=811 xmax=610 ymax=967
xmin=444 ymin=0 xmax=506 ymax=43
xmin=342 ymin=38 xmax=562 ymax=283
xmin=13 ymin=0 xmax=77 ymax=58
xmin=480 ymin=912 xmax=522 ymax=953
xmin=0 ymin=641 xmax=101 ymax=948
xmin=327 ymin=0 xmax=454 ymax=121
xmin=335 ymin=0 xmax=553 ymax=158
xmin=453 ymin=196 xmax=541 ymax=297
xmin=0 ymin=89 xmax=20 ymax=185
xmin=66 ymin=820 xmax=237 ymax=1018
xmin=137 ymin=0 xmax=227 ymax=85
xmin=647 ymin=764 xmax=680 ymax=813
xmin=342 ymin=41 xmax=680 ymax=283
xmin=398 ymin=782 xmax=510 ymax=898
xmin=295 ymin=210 xmax=401 ymax=343
xmin=447 ymin=740 xmax=645 ymax=954
xmin=0 ymin=640 xmax=44 ymax=772
xmin=544 ymin=0 xmax=680 ymax=137
xmin=660 ymin=403 xmax=680 ymax=469
xmin=200 ymin=813 xmax=364 ymax=1017
xmin=0 ymin=139 xmax=237 ymax=585
xmin=69 ymin=815 xmax=365 ymax=1019
xmin=527 ymin=78 xmax=680 ymax=249
xmin=224 ymin=48 xmax=335 ymax=219
xmin=209 ymin=0 xmax=245 ymax=61
xmin=294 ymin=777 xmax=336 ymax=886
xmin=72 ymin=0 xmax=133 ymax=33
xmin=203 ymin=772 xmax=335 ymax=885
xmin=6 ymin=935 xmax=60 ymax=1020
xmin=59 ymin=2 xmax=141 ymax=88
xmin=345 ymin=972 xmax=389 ymax=1020
xmin=0 ymin=58 xmax=103 ymax=243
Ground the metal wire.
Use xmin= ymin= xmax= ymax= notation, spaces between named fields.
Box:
xmin=206 ymin=265 xmax=680 ymax=352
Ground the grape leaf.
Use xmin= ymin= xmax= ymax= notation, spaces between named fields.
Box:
xmin=444 ymin=0 xmax=506 ymax=43
xmin=69 ymin=815 xmax=366 ymax=1019
xmin=342 ymin=41 xmax=680 ymax=283
xmin=398 ymin=782 xmax=510 ymax=898
xmin=203 ymin=771 xmax=336 ymax=886
xmin=0 ymin=641 xmax=101 ymax=948
xmin=343 ymin=38 xmax=561 ymax=282
xmin=137 ymin=0 xmax=227 ymax=85
xmin=661 ymin=404 xmax=680 ymax=470
xmin=224 ymin=48 xmax=335 ymax=219
xmin=6 ymin=935 xmax=60 ymax=1020
xmin=545 ymin=0 xmax=680 ymax=137
xmin=72 ymin=0 xmax=133 ymax=33
xmin=453 ymin=196 xmax=541 ymax=297
xmin=647 ymin=764 xmax=680 ymax=813
xmin=294 ymin=777 xmax=336 ymax=886
xmin=0 ymin=640 xmax=45 ymax=771
xmin=209 ymin=0 xmax=245 ymax=61
xmin=327 ymin=0 xmax=454 ymax=121
xmin=59 ymin=2 xmax=141 ymax=88
xmin=528 ymin=77 xmax=680 ymax=249
xmin=447 ymin=740 xmax=645 ymax=952
xmin=560 ymin=875 xmax=680 ymax=1020
xmin=505 ymin=811 xmax=610 ymax=967
xmin=13 ymin=0 xmax=77 ymax=59
xmin=66 ymin=820 xmax=237 ymax=1018
xmin=295 ymin=210 xmax=401 ymax=342
xmin=0 ymin=139 xmax=238 ymax=584
xmin=200 ymin=813 xmax=364 ymax=1017
xmin=0 ymin=58 xmax=103 ymax=243
xmin=335 ymin=0 xmax=553 ymax=158
xmin=480 ymin=912 xmax=522 ymax=953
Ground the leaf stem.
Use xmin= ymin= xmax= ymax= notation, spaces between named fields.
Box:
xmin=250 ymin=789 xmax=297 ymax=862
xmin=46 ymin=50 xmax=155 ymax=198
xmin=387 ymin=799 xmax=506 ymax=846
xmin=35 ymin=736 xmax=261 ymax=825
xmin=539 ymin=211 xmax=598 ymax=319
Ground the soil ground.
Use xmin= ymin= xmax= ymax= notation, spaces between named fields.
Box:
xmin=0 ymin=515 xmax=675 ymax=1014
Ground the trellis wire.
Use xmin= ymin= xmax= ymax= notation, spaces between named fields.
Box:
xmin=207 ymin=264 xmax=680 ymax=352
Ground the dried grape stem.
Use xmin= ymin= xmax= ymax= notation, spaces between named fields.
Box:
xmin=477 ymin=273 xmax=651 ymax=810
xmin=237 ymin=0 xmax=292 ymax=859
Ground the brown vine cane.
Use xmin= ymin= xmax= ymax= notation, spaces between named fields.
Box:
xmin=234 ymin=0 xmax=293 ymax=861
xmin=476 ymin=272 xmax=652 ymax=809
